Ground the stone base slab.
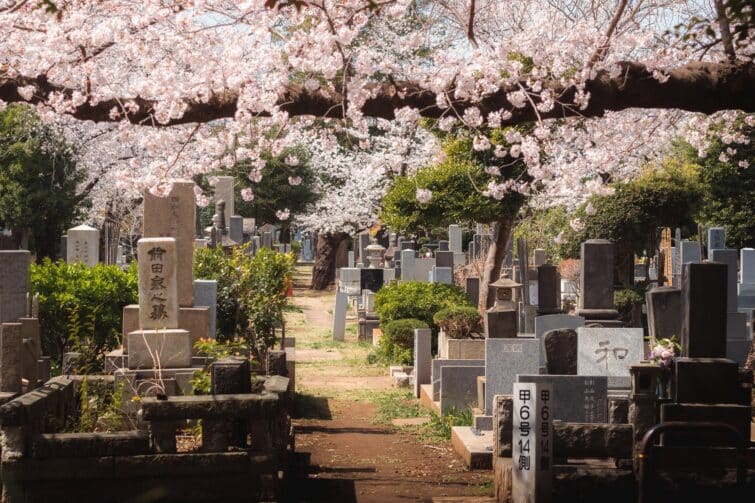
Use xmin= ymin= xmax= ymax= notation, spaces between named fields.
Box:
xmin=451 ymin=426 xmax=492 ymax=469
xmin=127 ymin=330 xmax=192 ymax=369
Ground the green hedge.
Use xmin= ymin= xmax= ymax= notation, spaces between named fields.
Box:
xmin=377 ymin=318 xmax=429 ymax=365
xmin=433 ymin=306 xmax=482 ymax=339
xmin=31 ymin=259 xmax=138 ymax=371
xmin=374 ymin=281 xmax=472 ymax=331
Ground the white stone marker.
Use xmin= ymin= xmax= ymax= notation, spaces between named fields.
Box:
xmin=513 ymin=381 xmax=553 ymax=503
xmin=137 ymin=238 xmax=178 ymax=330
xmin=332 ymin=291 xmax=348 ymax=342
xmin=66 ymin=224 xmax=100 ymax=266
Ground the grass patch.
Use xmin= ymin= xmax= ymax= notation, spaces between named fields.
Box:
xmin=369 ymin=390 xmax=424 ymax=423
xmin=417 ymin=408 xmax=474 ymax=442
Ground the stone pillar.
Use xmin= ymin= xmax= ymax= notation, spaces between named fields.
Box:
xmin=229 ymin=215 xmax=243 ymax=244
xmin=576 ymin=239 xmax=618 ymax=320
xmin=466 ymin=277 xmax=480 ymax=307
xmin=707 ymin=226 xmax=725 ymax=258
xmin=194 ymin=280 xmax=218 ymax=339
xmin=629 ymin=364 xmax=662 ymax=470
xmin=332 ymin=291 xmax=348 ymax=342
xmin=400 ymin=249 xmax=415 ymax=282
xmin=0 ymin=323 xmax=22 ymax=392
xmin=213 ymin=176 xmax=234 ymax=228
xmin=413 ymin=329 xmax=431 ymax=398
xmin=512 ymin=382 xmax=553 ymax=503
xmin=681 ymin=262 xmax=727 ymax=358
xmin=448 ymin=225 xmax=462 ymax=254
xmin=536 ymin=265 xmax=560 ymax=315
xmin=0 ymin=251 xmax=30 ymax=324
xmin=66 ymin=225 xmax=100 ymax=266
xmin=645 ymin=286 xmax=682 ymax=341
xmin=143 ymin=180 xmax=196 ymax=307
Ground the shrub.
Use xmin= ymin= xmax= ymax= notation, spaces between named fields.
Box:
xmin=614 ymin=288 xmax=644 ymax=322
xmin=31 ymin=259 xmax=138 ymax=368
xmin=374 ymin=281 xmax=472 ymax=331
xmin=194 ymin=244 xmax=295 ymax=355
xmin=433 ymin=306 xmax=482 ymax=338
xmin=377 ymin=318 xmax=429 ymax=365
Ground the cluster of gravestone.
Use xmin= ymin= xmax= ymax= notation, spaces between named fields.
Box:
xmin=405 ymin=236 xmax=753 ymax=501
xmin=0 ymin=179 xmax=295 ymax=502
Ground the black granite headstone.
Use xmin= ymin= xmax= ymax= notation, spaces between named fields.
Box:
xmin=681 ymin=262 xmax=727 ymax=358
xmin=360 ymin=268 xmax=384 ymax=292
xmin=436 ymin=250 xmax=454 ymax=268
xmin=542 ymin=329 xmax=578 ymax=375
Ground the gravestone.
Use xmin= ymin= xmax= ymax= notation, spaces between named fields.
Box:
xmin=435 ymin=250 xmax=454 ymax=268
xmin=213 ymin=176 xmax=234 ymax=228
xmin=484 ymin=338 xmax=541 ymax=413
xmin=466 ymin=277 xmax=480 ymax=307
xmin=360 ymin=268 xmax=383 ymax=292
xmin=229 ymin=215 xmax=244 ymax=245
xmin=262 ymin=232 xmax=273 ymax=249
xmin=431 ymin=359 xmax=485 ymax=401
xmin=0 ymin=251 xmax=30 ymax=324
xmin=534 ymin=314 xmax=584 ymax=340
xmin=59 ymin=235 xmax=67 ymax=260
xmin=347 ymin=250 xmax=355 ymax=268
xmin=339 ymin=268 xmax=361 ymax=295
xmin=740 ymin=248 xmax=755 ymax=285
xmin=536 ymin=265 xmax=560 ymax=315
xmin=414 ymin=328 xmax=432 ymax=398
xmin=707 ymin=226 xmax=726 ymax=257
xmin=143 ymin=180 xmax=196 ymax=307
xmin=681 ymin=262 xmax=727 ymax=358
xmin=137 ymin=238 xmax=179 ymax=330
xmin=512 ymin=382 xmax=553 ymax=503
xmin=516 ymin=374 xmax=608 ymax=423
xmin=645 ymin=286 xmax=681 ymax=341
xmin=431 ymin=266 xmax=453 ymax=284
xmin=576 ymin=240 xmax=618 ymax=320
xmin=440 ymin=365 xmax=485 ymax=414
xmin=66 ymin=224 xmax=100 ymax=266
xmin=577 ymin=327 xmax=644 ymax=388
xmin=533 ymin=249 xmax=547 ymax=267
xmin=358 ymin=232 xmax=371 ymax=264
xmin=710 ymin=249 xmax=738 ymax=313
xmin=542 ymin=329 xmax=578 ymax=375
xmin=448 ymin=225 xmax=462 ymax=253
xmin=438 ymin=240 xmax=449 ymax=252
xmin=332 ymin=291 xmax=348 ymax=341
xmin=400 ymin=250 xmax=415 ymax=281
xmin=194 ymin=280 xmax=218 ymax=338
xmin=680 ymin=240 xmax=701 ymax=264
xmin=414 ymin=258 xmax=434 ymax=282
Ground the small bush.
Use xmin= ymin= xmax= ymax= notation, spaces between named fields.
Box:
xmin=377 ymin=318 xmax=429 ymax=365
xmin=433 ymin=306 xmax=482 ymax=338
xmin=614 ymin=287 xmax=644 ymax=322
xmin=375 ymin=281 xmax=472 ymax=331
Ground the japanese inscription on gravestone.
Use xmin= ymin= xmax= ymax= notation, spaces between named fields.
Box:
xmin=513 ymin=382 xmax=553 ymax=503
xmin=138 ymin=238 xmax=178 ymax=330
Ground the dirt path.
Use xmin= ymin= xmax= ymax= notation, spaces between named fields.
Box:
xmin=285 ymin=266 xmax=492 ymax=503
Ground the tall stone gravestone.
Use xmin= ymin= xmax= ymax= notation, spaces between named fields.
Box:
xmin=680 ymin=240 xmax=701 ymax=265
xmin=229 ymin=215 xmax=244 ymax=244
xmin=681 ymin=262 xmax=727 ymax=358
xmin=448 ymin=225 xmax=462 ymax=253
xmin=128 ymin=238 xmax=191 ymax=369
xmin=194 ymin=280 xmax=218 ymax=339
xmin=400 ymin=249 xmax=415 ymax=282
xmin=646 ymin=286 xmax=681 ymax=341
xmin=143 ymin=180 xmax=195 ymax=307
xmin=0 ymin=251 xmax=30 ymax=324
xmin=67 ymin=224 xmax=100 ymax=266
xmin=484 ymin=338 xmax=540 ymax=414
xmin=413 ymin=329 xmax=431 ymax=398
xmin=536 ymin=265 xmax=560 ymax=315
xmin=707 ymin=226 xmax=725 ymax=258
xmin=711 ymin=248 xmax=750 ymax=364
xmin=739 ymin=248 xmax=755 ymax=309
xmin=577 ymin=327 xmax=644 ymax=388
xmin=213 ymin=176 xmax=234 ymax=228
xmin=576 ymin=240 xmax=618 ymax=320
xmin=512 ymin=382 xmax=553 ymax=503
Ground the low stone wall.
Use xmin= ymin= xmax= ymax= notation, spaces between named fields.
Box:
xmin=0 ymin=373 xmax=293 ymax=503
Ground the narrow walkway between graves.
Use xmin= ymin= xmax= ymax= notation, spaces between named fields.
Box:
xmin=286 ymin=266 xmax=493 ymax=503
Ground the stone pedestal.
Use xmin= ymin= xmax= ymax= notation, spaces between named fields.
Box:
xmin=576 ymin=240 xmax=618 ymax=320
xmin=127 ymin=329 xmax=192 ymax=369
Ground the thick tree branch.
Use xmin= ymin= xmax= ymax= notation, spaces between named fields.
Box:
xmin=1 ymin=61 xmax=753 ymax=127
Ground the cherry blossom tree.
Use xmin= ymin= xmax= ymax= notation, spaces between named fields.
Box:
xmin=0 ymin=0 xmax=752 ymax=293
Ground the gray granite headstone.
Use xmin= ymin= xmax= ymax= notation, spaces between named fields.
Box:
xmin=413 ymin=258 xmax=434 ymax=282
xmin=448 ymin=225 xmax=462 ymax=253
xmin=740 ymin=248 xmax=755 ymax=285
xmin=193 ymin=279 xmax=218 ymax=339
xmin=435 ymin=250 xmax=454 ymax=268
xmin=576 ymin=327 xmax=644 ymax=388
xmin=431 ymin=266 xmax=453 ymax=284
xmin=440 ymin=365 xmax=485 ymax=414
xmin=484 ymin=338 xmax=541 ymax=413
xmin=413 ymin=328 xmax=432 ymax=398
xmin=707 ymin=227 xmax=725 ymax=257
xmin=400 ymin=250 xmax=415 ymax=281
xmin=517 ymin=374 xmax=608 ymax=423
xmin=262 ymin=231 xmax=273 ymax=249
xmin=431 ymin=358 xmax=484 ymax=401
xmin=646 ymin=286 xmax=681 ymax=341
xmin=680 ymin=240 xmax=701 ymax=264
xmin=229 ymin=215 xmax=243 ymax=244
xmin=710 ymin=249 xmax=738 ymax=313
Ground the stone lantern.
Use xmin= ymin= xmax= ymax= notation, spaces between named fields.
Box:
xmin=485 ymin=277 xmax=522 ymax=338
xmin=365 ymin=237 xmax=386 ymax=269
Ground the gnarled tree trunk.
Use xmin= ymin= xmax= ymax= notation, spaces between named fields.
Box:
xmin=311 ymin=231 xmax=349 ymax=290
xmin=479 ymin=218 xmax=514 ymax=310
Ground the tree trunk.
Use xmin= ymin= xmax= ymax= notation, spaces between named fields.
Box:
xmin=311 ymin=231 xmax=349 ymax=290
xmin=479 ymin=218 xmax=514 ymax=310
